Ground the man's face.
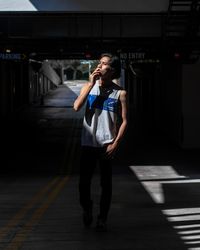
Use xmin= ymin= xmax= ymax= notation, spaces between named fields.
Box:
xmin=97 ymin=56 xmax=113 ymax=79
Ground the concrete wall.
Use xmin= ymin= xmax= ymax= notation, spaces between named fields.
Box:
xmin=182 ymin=60 xmax=200 ymax=148
xmin=41 ymin=61 xmax=61 ymax=86
xmin=158 ymin=61 xmax=182 ymax=145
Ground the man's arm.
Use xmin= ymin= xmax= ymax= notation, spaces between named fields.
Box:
xmin=73 ymin=68 xmax=100 ymax=111
xmin=73 ymin=83 xmax=93 ymax=111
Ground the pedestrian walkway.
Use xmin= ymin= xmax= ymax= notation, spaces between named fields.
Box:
xmin=1 ymin=82 xmax=200 ymax=249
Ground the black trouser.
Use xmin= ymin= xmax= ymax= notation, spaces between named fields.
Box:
xmin=79 ymin=146 xmax=112 ymax=221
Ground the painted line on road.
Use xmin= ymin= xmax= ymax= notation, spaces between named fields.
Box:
xmin=0 ymin=176 xmax=60 ymax=242
xmin=5 ymin=175 xmax=69 ymax=250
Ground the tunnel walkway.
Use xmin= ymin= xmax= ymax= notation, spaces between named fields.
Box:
xmin=1 ymin=81 xmax=200 ymax=249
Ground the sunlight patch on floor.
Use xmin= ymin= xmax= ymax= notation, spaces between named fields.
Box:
xmin=129 ymin=165 xmax=200 ymax=250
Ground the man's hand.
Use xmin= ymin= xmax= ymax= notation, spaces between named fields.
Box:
xmin=105 ymin=142 xmax=118 ymax=159
xmin=89 ymin=68 xmax=101 ymax=85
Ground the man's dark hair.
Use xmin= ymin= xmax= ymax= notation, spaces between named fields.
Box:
xmin=100 ymin=53 xmax=121 ymax=79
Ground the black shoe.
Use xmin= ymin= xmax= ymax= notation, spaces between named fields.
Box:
xmin=95 ymin=217 xmax=107 ymax=232
xmin=83 ymin=209 xmax=93 ymax=228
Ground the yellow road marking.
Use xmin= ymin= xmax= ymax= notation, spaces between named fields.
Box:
xmin=5 ymin=176 xmax=69 ymax=250
xmin=0 ymin=176 xmax=60 ymax=241
xmin=0 ymin=118 xmax=80 ymax=247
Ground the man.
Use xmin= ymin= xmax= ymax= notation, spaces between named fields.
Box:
xmin=73 ymin=53 xmax=128 ymax=231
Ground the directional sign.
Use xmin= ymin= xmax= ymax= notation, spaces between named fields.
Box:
xmin=0 ymin=53 xmax=26 ymax=60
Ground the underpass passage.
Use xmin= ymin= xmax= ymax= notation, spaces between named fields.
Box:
xmin=1 ymin=79 xmax=200 ymax=250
